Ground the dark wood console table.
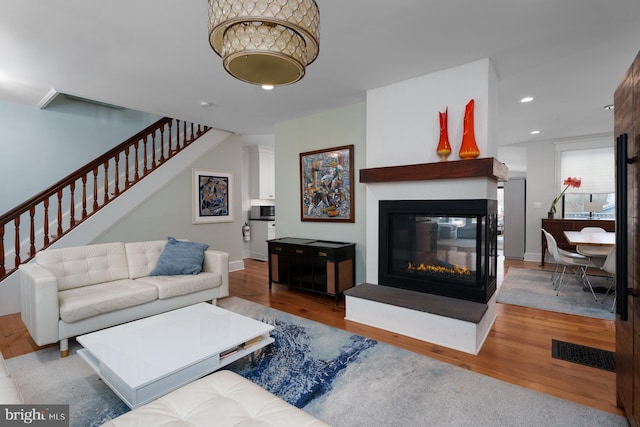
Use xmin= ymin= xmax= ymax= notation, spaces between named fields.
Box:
xmin=540 ymin=218 xmax=615 ymax=266
xmin=267 ymin=237 xmax=356 ymax=303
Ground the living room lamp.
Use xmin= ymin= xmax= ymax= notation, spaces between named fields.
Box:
xmin=208 ymin=0 xmax=320 ymax=87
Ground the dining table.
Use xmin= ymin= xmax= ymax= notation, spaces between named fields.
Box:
xmin=563 ymin=230 xmax=615 ymax=257
xmin=563 ymin=230 xmax=615 ymax=246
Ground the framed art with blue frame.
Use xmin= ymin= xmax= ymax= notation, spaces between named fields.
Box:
xmin=192 ymin=168 xmax=233 ymax=223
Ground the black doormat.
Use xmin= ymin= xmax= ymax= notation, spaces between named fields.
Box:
xmin=552 ymin=339 xmax=616 ymax=372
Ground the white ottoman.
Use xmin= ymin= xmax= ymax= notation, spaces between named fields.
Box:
xmin=100 ymin=370 xmax=329 ymax=427
xmin=0 ymin=353 xmax=24 ymax=404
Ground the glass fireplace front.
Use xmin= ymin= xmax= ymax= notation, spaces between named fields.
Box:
xmin=378 ymin=199 xmax=497 ymax=304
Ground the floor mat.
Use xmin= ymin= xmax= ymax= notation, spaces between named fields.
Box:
xmin=551 ymin=339 xmax=616 ymax=372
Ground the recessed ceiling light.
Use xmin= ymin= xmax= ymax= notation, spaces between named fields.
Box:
xmin=200 ymin=101 xmax=212 ymax=107
xmin=520 ymin=96 xmax=534 ymax=103
xmin=530 ymin=130 xmax=540 ymax=135
xmin=603 ymin=104 xmax=614 ymax=110
xmin=262 ymin=85 xmax=274 ymax=91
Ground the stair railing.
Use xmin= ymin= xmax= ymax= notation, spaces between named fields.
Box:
xmin=0 ymin=117 xmax=210 ymax=282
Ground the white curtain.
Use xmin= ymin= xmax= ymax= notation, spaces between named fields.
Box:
xmin=560 ymin=147 xmax=614 ymax=193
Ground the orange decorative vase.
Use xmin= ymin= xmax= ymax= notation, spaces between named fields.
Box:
xmin=436 ymin=107 xmax=451 ymax=161
xmin=459 ymin=99 xmax=480 ymax=160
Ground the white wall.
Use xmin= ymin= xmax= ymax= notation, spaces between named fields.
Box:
xmin=367 ymin=58 xmax=498 ymax=167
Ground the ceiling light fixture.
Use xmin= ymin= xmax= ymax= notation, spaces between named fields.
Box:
xmin=530 ymin=130 xmax=540 ymax=135
xmin=208 ymin=0 xmax=320 ymax=87
xmin=604 ymin=104 xmax=614 ymax=111
xmin=520 ymin=96 xmax=534 ymax=103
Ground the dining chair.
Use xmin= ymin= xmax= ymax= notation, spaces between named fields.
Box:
xmin=576 ymin=227 xmax=610 ymax=264
xmin=599 ymin=247 xmax=616 ymax=312
xmin=541 ymin=229 xmax=588 ymax=283
xmin=542 ymin=229 xmax=600 ymax=300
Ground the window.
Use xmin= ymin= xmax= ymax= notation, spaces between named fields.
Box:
xmin=560 ymin=147 xmax=614 ymax=219
xmin=563 ymin=193 xmax=615 ymax=219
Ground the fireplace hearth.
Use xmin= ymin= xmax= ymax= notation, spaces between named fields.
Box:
xmin=378 ymin=199 xmax=497 ymax=304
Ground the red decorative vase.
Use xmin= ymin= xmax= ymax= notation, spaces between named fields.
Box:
xmin=459 ymin=99 xmax=480 ymax=160
xmin=436 ymin=107 xmax=451 ymax=161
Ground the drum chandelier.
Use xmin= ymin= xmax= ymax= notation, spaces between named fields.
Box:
xmin=208 ymin=0 xmax=320 ymax=87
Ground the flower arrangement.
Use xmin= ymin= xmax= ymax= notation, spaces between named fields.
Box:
xmin=550 ymin=176 xmax=582 ymax=214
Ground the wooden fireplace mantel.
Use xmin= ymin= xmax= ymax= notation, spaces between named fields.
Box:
xmin=359 ymin=157 xmax=508 ymax=183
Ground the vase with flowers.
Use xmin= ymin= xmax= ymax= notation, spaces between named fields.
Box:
xmin=548 ymin=176 xmax=581 ymax=218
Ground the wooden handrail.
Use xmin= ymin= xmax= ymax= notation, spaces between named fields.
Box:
xmin=0 ymin=117 xmax=211 ymax=281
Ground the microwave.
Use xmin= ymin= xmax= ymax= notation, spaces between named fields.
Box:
xmin=251 ymin=205 xmax=275 ymax=220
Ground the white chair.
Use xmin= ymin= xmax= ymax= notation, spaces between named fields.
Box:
xmin=542 ymin=229 xmax=600 ymax=300
xmin=542 ymin=229 xmax=589 ymax=284
xmin=576 ymin=227 xmax=610 ymax=263
xmin=599 ymin=248 xmax=616 ymax=312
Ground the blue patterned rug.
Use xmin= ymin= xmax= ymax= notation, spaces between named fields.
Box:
xmin=5 ymin=297 xmax=627 ymax=427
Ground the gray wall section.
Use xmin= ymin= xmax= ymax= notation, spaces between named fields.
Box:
xmin=0 ymin=98 xmax=161 ymax=214
xmin=94 ymin=135 xmax=245 ymax=265
xmin=274 ymin=103 xmax=367 ymax=285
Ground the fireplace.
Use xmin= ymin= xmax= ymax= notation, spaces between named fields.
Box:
xmin=378 ymin=199 xmax=497 ymax=304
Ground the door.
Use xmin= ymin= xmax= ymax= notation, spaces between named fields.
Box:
xmin=614 ymin=49 xmax=639 ymax=427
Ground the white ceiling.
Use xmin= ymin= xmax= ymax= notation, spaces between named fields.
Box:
xmin=1 ymin=0 xmax=639 ymax=148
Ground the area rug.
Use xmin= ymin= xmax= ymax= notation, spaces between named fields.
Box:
xmin=5 ymin=297 xmax=627 ymax=427
xmin=496 ymin=267 xmax=615 ymax=321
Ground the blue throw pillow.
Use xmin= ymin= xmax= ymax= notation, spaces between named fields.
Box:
xmin=150 ymin=237 xmax=209 ymax=276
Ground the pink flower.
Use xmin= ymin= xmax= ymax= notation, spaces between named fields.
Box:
xmin=550 ymin=177 xmax=581 ymax=213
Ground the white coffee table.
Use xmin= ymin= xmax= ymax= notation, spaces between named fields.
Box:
xmin=76 ymin=302 xmax=274 ymax=408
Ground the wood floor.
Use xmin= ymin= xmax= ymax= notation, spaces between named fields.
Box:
xmin=0 ymin=257 xmax=622 ymax=417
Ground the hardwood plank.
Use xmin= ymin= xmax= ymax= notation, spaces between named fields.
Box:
xmin=0 ymin=257 xmax=622 ymax=417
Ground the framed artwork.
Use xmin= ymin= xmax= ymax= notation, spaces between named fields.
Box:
xmin=192 ymin=169 xmax=233 ymax=224
xmin=300 ymin=144 xmax=354 ymax=222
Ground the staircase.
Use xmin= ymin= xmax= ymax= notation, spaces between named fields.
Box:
xmin=0 ymin=117 xmax=211 ymax=283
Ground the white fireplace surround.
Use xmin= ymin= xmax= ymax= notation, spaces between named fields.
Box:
xmin=345 ymin=159 xmax=504 ymax=355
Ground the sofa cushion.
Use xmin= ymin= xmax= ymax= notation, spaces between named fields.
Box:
xmin=0 ymin=377 xmax=24 ymax=404
xmin=0 ymin=354 xmax=10 ymax=378
xmin=35 ymin=242 xmax=129 ymax=291
xmin=0 ymin=353 xmax=24 ymax=404
xmin=150 ymin=237 xmax=209 ymax=276
xmin=99 ymin=370 xmax=328 ymax=427
xmin=58 ymin=280 xmax=158 ymax=323
xmin=125 ymin=240 xmax=167 ymax=279
xmin=135 ymin=272 xmax=221 ymax=299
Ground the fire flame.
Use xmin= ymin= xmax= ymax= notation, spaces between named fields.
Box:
xmin=407 ymin=261 xmax=470 ymax=276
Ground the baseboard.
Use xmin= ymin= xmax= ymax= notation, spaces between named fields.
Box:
xmin=229 ymin=260 xmax=244 ymax=272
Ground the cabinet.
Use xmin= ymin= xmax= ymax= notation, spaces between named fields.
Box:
xmin=250 ymin=146 xmax=275 ymax=200
xmin=250 ymin=220 xmax=276 ymax=261
xmin=267 ymin=237 xmax=356 ymax=302
xmin=540 ymin=218 xmax=615 ymax=266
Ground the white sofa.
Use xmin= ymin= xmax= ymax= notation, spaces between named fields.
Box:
xmin=20 ymin=239 xmax=229 ymax=357
xmin=100 ymin=370 xmax=329 ymax=427
xmin=0 ymin=352 xmax=23 ymax=404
